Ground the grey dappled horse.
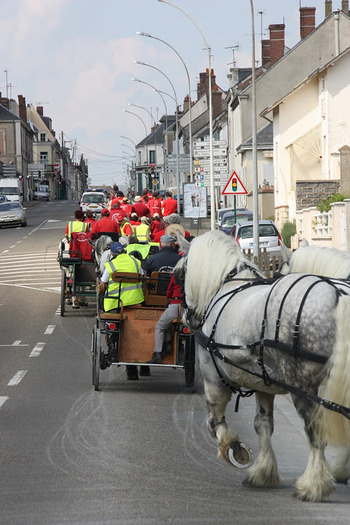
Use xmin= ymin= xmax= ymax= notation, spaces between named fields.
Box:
xmin=175 ymin=231 xmax=350 ymax=502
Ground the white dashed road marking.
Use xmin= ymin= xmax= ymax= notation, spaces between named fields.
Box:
xmin=7 ymin=370 xmax=28 ymax=386
xmin=29 ymin=343 xmax=46 ymax=357
xmin=44 ymin=325 xmax=55 ymax=335
xmin=0 ymin=396 xmax=8 ymax=408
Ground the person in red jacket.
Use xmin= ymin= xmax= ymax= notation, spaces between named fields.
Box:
xmin=84 ymin=210 xmax=96 ymax=231
xmin=161 ymin=191 xmax=178 ymax=217
xmin=132 ymin=196 xmax=150 ymax=218
xmin=92 ymin=209 xmax=120 ymax=237
xmin=149 ymin=191 xmax=163 ymax=217
xmin=109 ymin=201 xmax=126 ymax=223
xmin=120 ymin=196 xmax=132 ymax=217
xmin=150 ymin=213 xmax=163 ymax=239
xmin=130 ymin=212 xmax=141 ymax=228
xmin=147 ymin=273 xmax=183 ymax=364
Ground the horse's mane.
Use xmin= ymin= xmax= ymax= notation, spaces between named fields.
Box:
xmin=185 ymin=230 xmax=256 ymax=318
xmin=289 ymin=245 xmax=350 ymax=278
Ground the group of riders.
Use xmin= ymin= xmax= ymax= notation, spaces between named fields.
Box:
xmin=64 ymin=187 xmax=191 ymax=380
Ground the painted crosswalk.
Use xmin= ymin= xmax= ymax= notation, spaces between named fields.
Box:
xmin=0 ymin=250 xmax=62 ymax=293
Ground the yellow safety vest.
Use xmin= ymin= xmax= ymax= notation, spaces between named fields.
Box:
xmin=135 ymin=223 xmax=150 ymax=242
xmin=126 ymin=242 xmax=160 ymax=260
xmin=67 ymin=221 xmax=88 ymax=240
xmin=121 ymin=221 xmax=135 ymax=237
xmin=103 ymin=254 xmax=144 ymax=311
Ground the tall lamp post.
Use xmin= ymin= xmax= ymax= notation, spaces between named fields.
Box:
xmin=250 ymin=0 xmax=259 ymax=257
xmin=137 ymin=31 xmax=193 ymax=183
xmin=157 ymin=0 xmax=214 ymax=229
xmin=123 ymin=109 xmax=149 ymax=192
xmin=134 ymin=59 xmax=180 ymax=214
xmin=128 ymin=103 xmax=157 ymax=189
xmin=132 ymin=78 xmax=170 ymax=188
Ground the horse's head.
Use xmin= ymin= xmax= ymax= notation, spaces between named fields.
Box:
xmin=174 ymin=255 xmax=203 ymax=331
xmin=175 ymin=230 xmax=251 ymax=331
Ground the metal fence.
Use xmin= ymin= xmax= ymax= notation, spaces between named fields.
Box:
xmin=242 ymin=249 xmax=283 ymax=277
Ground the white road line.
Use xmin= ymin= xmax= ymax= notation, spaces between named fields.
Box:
xmin=29 ymin=343 xmax=46 ymax=357
xmin=44 ymin=325 xmax=55 ymax=335
xmin=8 ymin=370 xmax=28 ymax=386
xmin=0 ymin=341 xmax=29 ymax=347
xmin=0 ymin=397 xmax=8 ymax=408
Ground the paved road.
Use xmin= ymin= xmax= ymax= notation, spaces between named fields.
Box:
xmin=0 ymin=201 xmax=348 ymax=524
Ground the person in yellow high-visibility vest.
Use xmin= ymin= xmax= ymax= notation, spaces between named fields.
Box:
xmin=98 ymin=242 xmax=144 ymax=312
xmin=65 ymin=209 xmax=89 ymax=241
xmin=135 ymin=216 xmax=151 ymax=242
xmin=98 ymin=241 xmax=146 ymax=380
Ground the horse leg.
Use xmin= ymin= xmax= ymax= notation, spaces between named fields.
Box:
xmin=331 ymin=446 xmax=350 ymax=484
xmin=243 ymin=391 xmax=280 ymax=488
xmin=292 ymin=395 xmax=335 ymax=502
xmin=205 ymin=380 xmax=253 ymax=469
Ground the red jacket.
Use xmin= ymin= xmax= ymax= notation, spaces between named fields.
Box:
xmin=149 ymin=198 xmax=163 ymax=217
xmin=166 ymin=275 xmax=182 ymax=304
xmin=132 ymin=202 xmax=150 ymax=218
xmin=92 ymin=217 xmax=120 ymax=235
xmin=162 ymin=197 xmax=178 ymax=216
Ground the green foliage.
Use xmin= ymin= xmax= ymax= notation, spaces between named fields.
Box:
xmin=281 ymin=221 xmax=296 ymax=248
xmin=316 ymin=193 xmax=350 ymax=213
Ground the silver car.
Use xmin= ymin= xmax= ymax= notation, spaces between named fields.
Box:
xmin=230 ymin=220 xmax=283 ymax=259
xmin=0 ymin=201 xmax=27 ymax=227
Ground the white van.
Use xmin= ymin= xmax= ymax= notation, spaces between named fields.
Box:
xmin=80 ymin=191 xmax=107 ymax=215
xmin=0 ymin=178 xmax=23 ymax=203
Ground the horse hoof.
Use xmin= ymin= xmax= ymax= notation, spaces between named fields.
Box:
xmin=227 ymin=441 xmax=253 ymax=469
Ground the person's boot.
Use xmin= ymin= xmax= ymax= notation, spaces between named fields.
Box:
xmin=126 ymin=365 xmax=139 ymax=380
xmin=139 ymin=366 xmax=151 ymax=376
xmin=147 ymin=353 xmax=162 ymax=364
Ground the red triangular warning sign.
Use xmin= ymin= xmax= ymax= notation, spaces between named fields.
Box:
xmin=222 ymin=171 xmax=248 ymax=195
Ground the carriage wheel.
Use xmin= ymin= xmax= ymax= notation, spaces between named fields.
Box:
xmin=93 ymin=327 xmax=101 ymax=391
xmin=60 ymin=270 xmax=66 ymax=317
xmin=92 ymin=325 xmax=97 ymax=385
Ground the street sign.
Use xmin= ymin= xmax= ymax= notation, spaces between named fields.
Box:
xmin=222 ymin=170 xmax=248 ymax=195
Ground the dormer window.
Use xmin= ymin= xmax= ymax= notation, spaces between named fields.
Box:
xmin=40 ymin=133 xmax=46 ymax=142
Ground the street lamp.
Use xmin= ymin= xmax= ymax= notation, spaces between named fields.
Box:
xmin=120 ymin=143 xmax=135 ymax=155
xmin=250 ymin=0 xmax=259 ymax=257
xmin=137 ymin=31 xmax=193 ymax=182
xmin=123 ymin=109 xmax=149 ymax=191
xmin=128 ymin=103 xmax=157 ymax=190
xmin=134 ymin=59 xmax=180 ymax=214
xmin=132 ymin=78 xmax=170 ymax=188
xmin=157 ymin=0 xmax=215 ymax=229
xmin=120 ymin=135 xmax=136 ymax=147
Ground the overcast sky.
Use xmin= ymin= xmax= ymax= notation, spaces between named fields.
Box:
xmin=1 ymin=0 xmax=332 ymax=188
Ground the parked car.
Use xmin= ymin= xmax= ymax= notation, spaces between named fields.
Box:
xmin=219 ymin=210 xmax=254 ymax=234
xmin=230 ymin=220 xmax=283 ymax=259
xmin=215 ymin=206 xmax=249 ymax=229
xmin=0 ymin=201 xmax=27 ymax=227
xmin=80 ymin=191 xmax=107 ymax=215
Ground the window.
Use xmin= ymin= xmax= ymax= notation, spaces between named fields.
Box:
xmin=40 ymin=152 xmax=48 ymax=170
xmin=40 ymin=133 xmax=46 ymax=142
xmin=149 ymin=150 xmax=155 ymax=164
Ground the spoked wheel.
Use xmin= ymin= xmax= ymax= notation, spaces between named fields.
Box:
xmin=60 ymin=270 xmax=66 ymax=317
xmin=92 ymin=326 xmax=101 ymax=391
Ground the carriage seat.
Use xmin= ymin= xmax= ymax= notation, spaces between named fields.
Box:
xmin=144 ymin=271 xmax=172 ymax=307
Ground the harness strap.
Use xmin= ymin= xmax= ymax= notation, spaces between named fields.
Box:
xmin=207 ymin=341 xmax=350 ymax=420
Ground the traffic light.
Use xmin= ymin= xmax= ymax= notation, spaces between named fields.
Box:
xmin=150 ymin=164 xmax=155 ymax=178
xmin=232 ymin=177 xmax=237 ymax=192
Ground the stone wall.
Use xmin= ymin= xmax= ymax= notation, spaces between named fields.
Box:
xmin=295 ymin=180 xmax=340 ymax=210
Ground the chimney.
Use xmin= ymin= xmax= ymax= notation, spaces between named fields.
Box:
xmin=300 ymin=7 xmax=316 ymax=39
xmin=36 ymin=106 xmax=43 ymax=116
xmin=197 ymin=69 xmax=216 ymax=99
xmin=342 ymin=0 xmax=349 ymax=14
xmin=18 ymin=95 xmax=26 ymax=121
xmin=261 ymin=39 xmax=271 ymax=66
xmin=325 ymin=1 xmax=332 ymax=17
xmin=269 ymin=24 xmax=285 ymax=65
xmin=183 ymin=95 xmax=190 ymax=112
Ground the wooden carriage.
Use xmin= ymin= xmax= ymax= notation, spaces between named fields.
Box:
xmin=92 ymin=271 xmax=196 ymax=391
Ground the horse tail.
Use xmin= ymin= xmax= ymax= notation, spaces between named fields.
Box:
xmin=313 ymin=294 xmax=350 ymax=446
